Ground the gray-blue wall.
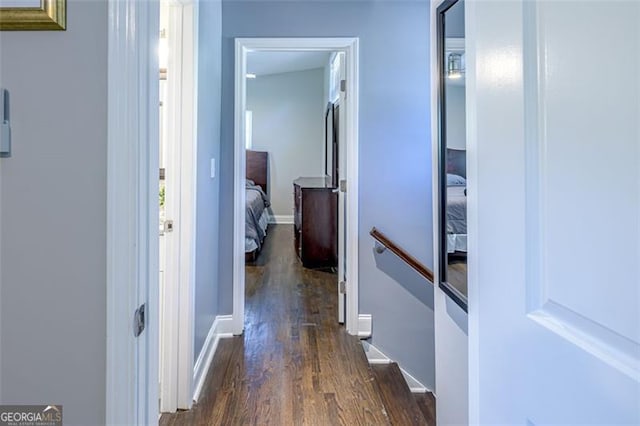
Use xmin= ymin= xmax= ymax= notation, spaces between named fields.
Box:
xmin=219 ymin=0 xmax=435 ymax=388
xmin=194 ymin=0 xmax=223 ymax=361
xmin=0 ymin=1 xmax=107 ymax=424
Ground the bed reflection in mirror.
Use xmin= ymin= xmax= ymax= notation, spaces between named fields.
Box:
xmin=438 ymin=0 xmax=467 ymax=310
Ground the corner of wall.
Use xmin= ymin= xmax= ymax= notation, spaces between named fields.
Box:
xmin=192 ymin=315 xmax=233 ymax=402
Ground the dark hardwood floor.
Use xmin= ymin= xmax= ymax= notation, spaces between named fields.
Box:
xmin=160 ymin=225 xmax=435 ymax=425
xmin=447 ymin=258 xmax=467 ymax=296
xmin=371 ymin=363 xmax=431 ymax=426
xmin=414 ymin=393 xmax=437 ymax=425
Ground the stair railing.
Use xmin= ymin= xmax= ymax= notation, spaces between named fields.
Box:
xmin=369 ymin=227 xmax=434 ymax=283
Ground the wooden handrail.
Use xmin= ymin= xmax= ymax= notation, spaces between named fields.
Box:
xmin=370 ymin=227 xmax=434 ymax=283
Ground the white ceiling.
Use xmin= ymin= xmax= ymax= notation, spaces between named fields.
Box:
xmin=247 ymin=51 xmax=332 ymax=77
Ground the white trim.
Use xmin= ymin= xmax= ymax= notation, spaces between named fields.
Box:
xmin=401 ymin=369 xmax=429 ymax=394
xmin=0 ymin=96 xmax=4 ymax=403
xmin=106 ymin=0 xmax=159 ymax=424
xmin=362 ymin=341 xmax=392 ymax=365
xmin=430 ymin=0 xmax=443 ymax=413
xmin=234 ymin=38 xmax=360 ymax=336
xmin=192 ymin=315 xmax=234 ymax=403
xmin=361 ymin=342 xmax=431 ymax=394
xmin=233 ymin=40 xmax=247 ymax=335
xmin=268 ymin=214 xmax=293 ymax=225
xmin=357 ymin=314 xmax=372 ymax=339
xmin=106 ymin=2 xmax=136 ymax=422
xmin=158 ymin=0 xmax=199 ymax=413
xmin=464 ymin=0 xmax=480 ymax=423
xmin=177 ymin=1 xmax=199 ymax=410
xmin=213 ymin=314 xmax=235 ymax=335
xmin=159 ymin=1 xmax=181 ymax=412
xmin=336 ymin=52 xmax=347 ymax=325
xmin=343 ymin=41 xmax=360 ymax=336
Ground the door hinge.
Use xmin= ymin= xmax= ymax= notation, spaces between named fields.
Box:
xmin=134 ymin=303 xmax=146 ymax=337
xmin=339 ymin=281 xmax=347 ymax=294
xmin=339 ymin=179 xmax=347 ymax=193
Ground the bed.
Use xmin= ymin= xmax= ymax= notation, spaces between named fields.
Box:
xmin=446 ymin=148 xmax=467 ymax=254
xmin=245 ymin=150 xmax=270 ymax=261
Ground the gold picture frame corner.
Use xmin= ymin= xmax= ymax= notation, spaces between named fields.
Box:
xmin=0 ymin=0 xmax=66 ymax=31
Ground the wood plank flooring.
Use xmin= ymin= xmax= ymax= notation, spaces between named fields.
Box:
xmin=160 ymin=225 xmax=434 ymax=425
xmin=447 ymin=258 xmax=467 ymax=296
xmin=371 ymin=363 xmax=431 ymax=426
xmin=414 ymin=393 xmax=436 ymax=425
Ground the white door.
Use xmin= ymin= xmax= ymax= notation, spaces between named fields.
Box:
xmin=468 ymin=0 xmax=639 ymax=423
xmin=334 ymin=53 xmax=348 ymax=324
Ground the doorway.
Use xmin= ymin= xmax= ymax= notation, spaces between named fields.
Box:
xmin=158 ymin=0 xmax=199 ymax=414
xmin=105 ymin=0 xmax=199 ymax=422
xmin=244 ymin=50 xmax=333 ymax=263
xmin=232 ymin=38 xmax=361 ymax=336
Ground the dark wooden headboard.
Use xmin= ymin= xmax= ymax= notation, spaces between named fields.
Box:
xmin=246 ymin=149 xmax=268 ymax=194
xmin=446 ymin=148 xmax=466 ymax=179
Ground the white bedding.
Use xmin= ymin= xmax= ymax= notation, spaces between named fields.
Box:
xmin=447 ymin=233 xmax=467 ymax=253
xmin=447 ymin=183 xmax=467 ymax=253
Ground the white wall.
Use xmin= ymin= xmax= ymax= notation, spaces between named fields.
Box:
xmin=0 ymin=2 xmax=108 ymax=424
xmin=432 ymin=0 xmax=469 ymax=424
xmin=247 ymin=68 xmax=325 ymax=219
xmin=434 ymin=291 xmax=469 ymax=425
xmin=446 ymin=83 xmax=466 ymax=151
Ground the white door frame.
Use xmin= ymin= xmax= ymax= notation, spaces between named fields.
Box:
xmin=233 ymin=38 xmax=361 ymax=335
xmin=159 ymin=0 xmax=199 ymax=413
xmin=106 ymin=0 xmax=159 ymax=424
xmin=106 ymin=0 xmax=198 ymax=423
xmin=333 ymin=52 xmax=347 ymax=325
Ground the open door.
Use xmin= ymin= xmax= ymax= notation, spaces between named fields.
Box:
xmin=331 ymin=52 xmax=348 ymax=324
xmin=467 ymin=0 xmax=640 ymax=423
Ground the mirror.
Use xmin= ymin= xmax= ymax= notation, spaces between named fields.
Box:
xmin=437 ymin=0 xmax=467 ymax=311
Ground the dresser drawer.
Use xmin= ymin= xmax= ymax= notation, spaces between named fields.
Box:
xmin=293 ymin=179 xmax=338 ymax=268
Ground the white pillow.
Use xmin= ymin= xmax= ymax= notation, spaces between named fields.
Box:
xmin=447 ymin=173 xmax=466 ymax=186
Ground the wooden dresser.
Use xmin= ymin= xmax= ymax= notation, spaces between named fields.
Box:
xmin=293 ymin=177 xmax=338 ymax=268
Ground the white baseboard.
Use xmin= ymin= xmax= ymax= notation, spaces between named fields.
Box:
xmin=362 ymin=340 xmax=392 ymax=364
xmin=400 ymin=367 xmax=429 ymax=394
xmin=357 ymin=314 xmax=372 ymax=339
xmin=214 ymin=314 xmax=235 ymax=335
xmin=268 ymin=214 xmax=293 ymax=224
xmin=361 ymin=341 xmax=431 ymax=393
xmin=192 ymin=315 xmax=234 ymax=402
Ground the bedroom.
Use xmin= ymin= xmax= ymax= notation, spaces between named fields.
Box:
xmin=243 ymin=49 xmax=345 ymax=306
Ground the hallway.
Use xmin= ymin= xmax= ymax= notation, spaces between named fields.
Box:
xmin=160 ymin=225 xmax=434 ymax=425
